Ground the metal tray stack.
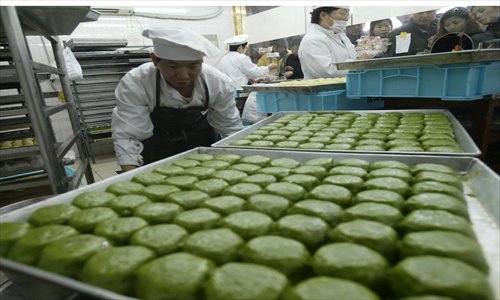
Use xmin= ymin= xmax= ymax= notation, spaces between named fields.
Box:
xmin=0 ymin=147 xmax=498 ymax=300
xmin=70 ymin=46 xmax=150 ymax=151
xmin=213 ymin=110 xmax=481 ymax=157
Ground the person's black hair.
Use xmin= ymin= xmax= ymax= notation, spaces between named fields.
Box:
xmin=311 ymin=7 xmax=340 ymax=24
xmin=369 ymin=19 xmax=393 ymax=35
xmin=229 ymin=42 xmax=247 ymax=52
xmin=270 ymin=39 xmax=288 ymax=49
xmin=287 ymin=36 xmax=302 ymax=48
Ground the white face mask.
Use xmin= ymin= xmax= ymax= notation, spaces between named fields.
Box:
xmin=329 ymin=17 xmax=347 ymax=33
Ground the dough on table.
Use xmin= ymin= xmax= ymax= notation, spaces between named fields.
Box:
xmin=246 ymin=193 xmax=290 ymax=220
xmin=284 ymin=276 xmax=379 ymax=300
xmin=200 ymin=195 xmax=246 ymax=216
xmin=205 ymin=262 xmax=288 ymax=300
xmin=218 ymin=211 xmax=273 ymax=240
xmin=0 ymin=222 xmax=32 ymax=256
xmin=344 ymin=203 xmax=403 ymax=227
xmin=106 ymin=181 xmax=145 ymax=195
xmin=81 ymin=245 xmax=155 ymax=295
xmin=130 ymin=224 xmax=188 ymax=255
xmin=328 ymin=219 xmax=398 ymax=260
xmin=29 ymin=204 xmax=80 ymax=226
xmin=132 ymin=202 xmax=183 ymax=224
xmin=7 ymin=225 xmax=78 ymax=265
xmin=72 ymin=191 xmax=117 ymax=208
xmin=166 ymin=190 xmax=210 ymax=209
xmin=131 ymin=172 xmax=166 ymax=186
xmin=174 ymin=208 xmax=221 ymax=233
xmin=288 ymin=200 xmax=343 ymax=226
xmin=241 ymin=235 xmax=310 ymax=276
xmin=275 ymin=214 xmax=328 ymax=248
xmin=400 ymin=230 xmax=489 ymax=274
xmin=37 ymin=234 xmax=110 ymax=277
xmin=93 ymin=217 xmax=148 ymax=245
xmin=108 ymin=194 xmax=151 ymax=216
xmin=312 ymin=242 xmax=389 ymax=291
xmin=135 ymin=252 xmax=215 ymax=300
xmin=69 ymin=207 xmax=119 ymax=232
xmin=181 ymin=228 xmax=244 ymax=264
xmin=389 ymin=256 xmax=493 ymax=300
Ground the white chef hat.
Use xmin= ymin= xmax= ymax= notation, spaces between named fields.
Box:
xmin=142 ymin=27 xmax=221 ymax=60
xmin=313 ymin=6 xmax=351 ymax=10
xmin=224 ymin=34 xmax=249 ymax=46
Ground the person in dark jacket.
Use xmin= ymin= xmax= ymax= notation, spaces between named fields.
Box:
xmin=387 ymin=10 xmax=438 ymax=56
xmin=280 ymin=37 xmax=304 ymax=79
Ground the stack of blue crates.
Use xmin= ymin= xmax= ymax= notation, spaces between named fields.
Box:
xmin=256 ymin=89 xmax=384 ymax=113
xmin=346 ymin=61 xmax=500 ymax=101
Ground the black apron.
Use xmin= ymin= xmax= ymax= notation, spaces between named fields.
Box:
xmin=141 ymin=70 xmax=218 ymax=164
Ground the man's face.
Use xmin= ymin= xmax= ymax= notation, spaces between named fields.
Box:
xmin=155 ymin=58 xmax=202 ymax=90
xmin=472 ymin=6 xmax=499 ymax=25
xmin=412 ymin=10 xmax=437 ymax=27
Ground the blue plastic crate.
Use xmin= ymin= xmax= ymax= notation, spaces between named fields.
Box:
xmin=346 ymin=62 xmax=500 ymax=101
xmin=256 ymin=89 xmax=384 ymax=113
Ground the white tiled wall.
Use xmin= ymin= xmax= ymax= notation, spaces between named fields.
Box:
xmin=24 ymin=6 xmax=236 ymax=155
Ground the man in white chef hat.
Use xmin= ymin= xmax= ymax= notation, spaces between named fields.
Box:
xmin=215 ymin=34 xmax=277 ymax=125
xmin=112 ymin=27 xmax=244 ymax=171
xmin=216 ymin=33 xmax=277 ymax=90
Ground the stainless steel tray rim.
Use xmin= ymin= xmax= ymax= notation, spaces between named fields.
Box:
xmin=0 ymin=147 xmax=499 ymax=299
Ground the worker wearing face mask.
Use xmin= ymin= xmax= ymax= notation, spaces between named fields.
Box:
xmin=298 ymin=6 xmax=357 ymax=79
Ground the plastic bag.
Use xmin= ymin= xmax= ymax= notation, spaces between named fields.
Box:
xmin=241 ymin=92 xmax=268 ymax=125
xmin=63 ymin=47 xmax=83 ymax=81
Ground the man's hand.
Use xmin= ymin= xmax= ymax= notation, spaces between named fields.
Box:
xmin=120 ymin=165 xmax=137 ymax=172
xmin=267 ymin=63 xmax=278 ymax=70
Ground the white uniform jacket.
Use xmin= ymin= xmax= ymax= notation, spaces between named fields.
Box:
xmin=111 ymin=62 xmax=244 ymax=166
xmin=298 ymin=24 xmax=357 ymax=79
xmin=215 ymin=52 xmax=270 ymax=89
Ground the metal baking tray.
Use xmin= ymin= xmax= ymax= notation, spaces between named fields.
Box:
xmin=335 ymin=49 xmax=500 ymax=70
xmin=242 ymin=82 xmax=346 ymax=93
xmin=0 ymin=147 xmax=499 ymax=300
xmin=213 ymin=110 xmax=481 ymax=157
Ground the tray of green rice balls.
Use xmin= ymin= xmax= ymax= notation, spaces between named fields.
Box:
xmin=0 ymin=147 xmax=498 ymax=300
xmin=213 ymin=110 xmax=481 ymax=156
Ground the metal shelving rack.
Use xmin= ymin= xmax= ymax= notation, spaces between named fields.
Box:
xmin=0 ymin=7 xmax=99 ymax=199
xmin=68 ymin=40 xmax=150 ymax=160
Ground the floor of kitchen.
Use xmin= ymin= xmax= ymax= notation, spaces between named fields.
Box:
xmin=87 ymin=154 xmax=121 ymax=183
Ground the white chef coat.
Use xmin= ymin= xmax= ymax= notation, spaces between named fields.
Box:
xmin=298 ymin=24 xmax=357 ymax=79
xmin=111 ymin=62 xmax=244 ymax=166
xmin=215 ymin=51 xmax=270 ymax=89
